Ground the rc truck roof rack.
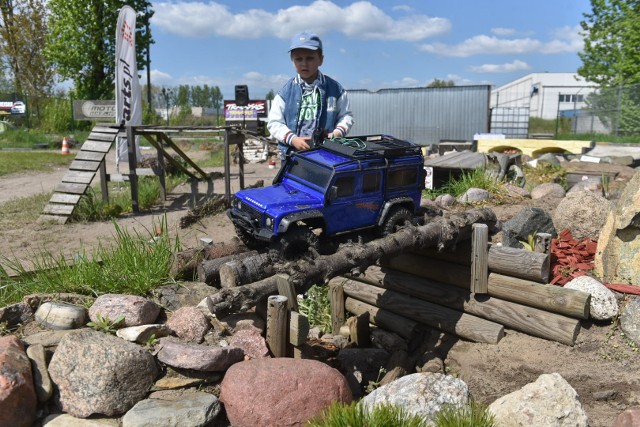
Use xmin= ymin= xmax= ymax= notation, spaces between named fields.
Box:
xmin=322 ymin=135 xmax=422 ymax=159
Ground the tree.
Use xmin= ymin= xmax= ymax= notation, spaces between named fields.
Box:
xmin=0 ymin=0 xmax=55 ymax=96
xmin=45 ymin=0 xmax=154 ymax=100
xmin=427 ymin=79 xmax=455 ymax=88
xmin=266 ymin=89 xmax=275 ymax=101
xmin=210 ymin=86 xmax=223 ymax=124
xmin=578 ymin=0 xmax=640 ymax=87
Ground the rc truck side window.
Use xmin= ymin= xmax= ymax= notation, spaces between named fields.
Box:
xmin=334 ymin=176 xmax=355 ymax=197
xmin=387 ymin=168 xmax=418 ymax=189
xmin=363 ymin=172 xmax=381 ymax=193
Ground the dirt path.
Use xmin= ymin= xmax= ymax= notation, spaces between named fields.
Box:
xmin=0 ymin=148 xmax=279 ymax=267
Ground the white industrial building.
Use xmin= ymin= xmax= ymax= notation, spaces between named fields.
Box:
xmin=491 ymin=72 xmax=597 ymax=120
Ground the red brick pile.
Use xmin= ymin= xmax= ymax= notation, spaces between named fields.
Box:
xmin=550 ymin=229 xmax=597 ymax=286
xmin=550 ymin=229 xmax=640 ymax=295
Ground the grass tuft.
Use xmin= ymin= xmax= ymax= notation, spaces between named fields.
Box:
xmin=0 ymin=217 xmax=180 ymax=307
xmin=306 ymin=402 xmax=427 ymax=427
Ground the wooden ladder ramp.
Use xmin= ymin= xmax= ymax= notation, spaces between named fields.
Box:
xmin=38 ymin=126 xmax=119 ymax=224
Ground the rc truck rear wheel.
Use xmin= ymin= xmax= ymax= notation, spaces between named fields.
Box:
xmin=272 ymin=226 xmax=319 ymax=260
xmin=379 ymin=206 xmax=413 ymax=237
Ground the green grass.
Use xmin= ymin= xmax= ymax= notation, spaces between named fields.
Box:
xmin=425 ymin=168 xmax=504 ymax=200
xmin=307 ymin=402 xmax=427 ymax=427
xmin=522 ymin=163 xmax=567 ymax=191
xmin=0 ymin=218 xmax=180 ymax=307
xmin=72 ymin=174 xmax=187 ymax=222
xmin=433 ymin=401 xmax=496 ymax=427
xmin=0 ymin=192 xmax=50 ymax=227
xmin=0 ymin=151 xmax=73 ymax=176
xmin=0 ymin=128 xmax=62 ymax=149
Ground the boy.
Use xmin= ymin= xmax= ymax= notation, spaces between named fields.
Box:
xmin=267 ymin=31 xmax=354 ymax=158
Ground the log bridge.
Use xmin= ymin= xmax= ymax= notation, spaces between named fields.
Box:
xmin=196 ymin=208 xmax=591 ymax=352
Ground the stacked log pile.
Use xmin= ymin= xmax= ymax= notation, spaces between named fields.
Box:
xmin=334 ymin=238 xmax=592 ymax=346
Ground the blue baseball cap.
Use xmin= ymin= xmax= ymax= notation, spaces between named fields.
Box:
xmin=289 ymin=31 xmax=322 ymax=52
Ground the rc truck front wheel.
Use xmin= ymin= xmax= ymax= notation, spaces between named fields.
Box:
xmin=379 ymin=206 xmax=413 ymax=237
xmin=233 ymin=225 xmax=268 ymax=250
xmin=271 ymin=226 xmax=319 ymax=260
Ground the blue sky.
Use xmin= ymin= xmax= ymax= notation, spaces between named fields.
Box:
xmin=146 ymin=0 xmax=591 ymax=100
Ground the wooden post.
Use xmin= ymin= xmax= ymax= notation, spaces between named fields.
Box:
xmin=347 ymin=311 xmax=370 ymax=347
xmin=224 ymin=129 xmax=231 ymax=205
xmin=266 ymin=295 xmax=288 ymax=358
xmin=535 ymin=232 xmax=552 ymax=254
xmin=289 ymin=311 xmax=309 ymax=347
xmin=99 ymin=160 xmax=109 ymax=203
xmin=190 ymin=178 xmax=198 ymax=208
xmin=329 ymin=278 xmax=346 ymax=334
xmin=156 ymin=139 xmax=166 ymax=201
xmin=276 ymin=274 xmax=298 ymax=312
xmin=470 ymin=223 xmax=489 ymax=294
xmin=126 ymin=125 xmax=139 ymax=213
xmin=238 ymin=133 xmax=245 ymax=190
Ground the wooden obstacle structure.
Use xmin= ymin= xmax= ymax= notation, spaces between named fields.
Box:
xmin=38 ymin=125 xmax=250 ymax=224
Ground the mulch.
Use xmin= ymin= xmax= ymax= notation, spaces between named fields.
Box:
xmin=550 ymin=229 xmax=640 ymax=295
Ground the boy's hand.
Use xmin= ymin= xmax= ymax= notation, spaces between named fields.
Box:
xmin=291 ymin=136 xmax=311 ymax=151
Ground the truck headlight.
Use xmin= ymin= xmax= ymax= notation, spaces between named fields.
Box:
xmin=265 ymin=216 xmax=274 ymax=230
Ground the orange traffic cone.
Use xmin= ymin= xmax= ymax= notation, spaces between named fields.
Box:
xmin=61 ymin=137 xmax=70 ymax=155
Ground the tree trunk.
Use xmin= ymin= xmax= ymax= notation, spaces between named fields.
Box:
xmin=170 ymin=237 xmax=247 ymax=280
xmin=219 ymin=252 xmax=277 ymax=288
xmin=197 ymin=250 xmax=259 ymax=286
xmin=205 ymin=208 xmax=498 ymax=317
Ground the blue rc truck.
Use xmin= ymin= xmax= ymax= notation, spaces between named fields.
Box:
xmin=227 ymin=135 xmax=425 ymax=259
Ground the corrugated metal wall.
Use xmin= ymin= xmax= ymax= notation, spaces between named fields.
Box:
xmin=347 ymin=85 xmax=490 ymax=146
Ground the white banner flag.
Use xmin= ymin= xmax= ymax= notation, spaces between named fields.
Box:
xmin=115 ymin=5 xmax=142 ymax=167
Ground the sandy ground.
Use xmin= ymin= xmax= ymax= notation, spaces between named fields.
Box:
xmin=1 ymin=149 xmax=638 ymax=426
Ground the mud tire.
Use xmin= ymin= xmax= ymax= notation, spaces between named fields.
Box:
xmin=234 ymin=225 xmax=268 ymax=250
xmin=272 ymin=226 xmax=319 ymax=260
xmin=379 ymin=206 xmax=414 ymax=237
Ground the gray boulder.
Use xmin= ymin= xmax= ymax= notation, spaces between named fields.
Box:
xmin=595 ymin=169 xmax=640 ymax=285
xmin=489 ymin=373 xmax=588 ymax=427
xmin=360 ymin=372 xmax=469 ymax=425
xmin=48 ymin=330 xmax=158 ymax=417
xmin=564 ymin=276 xmax=618 ymax=320
xmin=501 ymin=207 xmax=556 ymax=248
xmin=122 ymin=392 xmax=221 ymax=427
xmin=619 ymin=296 xmax=640 ymax=347
xmin=531 ymin=182 xmax=566 ymax=199
xmin=89 ymin=294 xmax=160 ymax=328
xmin=553 ymin=191 xmax=612 ymax=240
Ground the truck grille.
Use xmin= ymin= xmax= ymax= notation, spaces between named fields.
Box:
xmin=239 ymin=201 xmax=262 ymax=224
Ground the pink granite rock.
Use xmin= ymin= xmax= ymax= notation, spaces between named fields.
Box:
xmin=0 ymin=335 xmax=37 ymax=427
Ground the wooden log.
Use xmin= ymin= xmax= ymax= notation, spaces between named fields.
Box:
xmin=347 ymin=312 xmax=370 ymax=347
xmin=470 ymin=223 xmax=488 ymax=294
xmin=358 ymin=269 xmax=581 ymax=346
xmin=412 ymin=245 xmax=550 ymax=283
xmin=266 ymin=295 xmax=288 ymax=358
xmin=219 ymin=252 xmax=276 ymax=288
xmin=342 ymin=280 xmax=505 ymax=344
xmin=329 ymin=278 xmax=346 ymax=334
xmin=345 ymin=297 xmax=417 ymax=340
xmin=205 ymin=208 xmax=498 ymax=317
xmin=377 ymin=257 xmax=590 ymax=319
xmin=276 ymin=274 xmax=299 ymax=312
xmin=197 ymin=250 xmax=259 ymax=286
xmin=171 ymin=237 xmax=249 ymax=281
xmin=535 ymin=232 xmax=553 ymax=254
xmin=289 ymin=311 xmax=309 ymax=347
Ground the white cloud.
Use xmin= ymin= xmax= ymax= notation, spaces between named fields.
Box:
xmin=418 ymin=25 xmax=583 ymax=57
xmin=392 ymin=5 xmax=413 ymax=12
xmin=491 ymin=27 xmax=516 ymax=36
xmin=146 ymin=69 xmax=173 ymax=86
xmin=471 ymin=60 xmax=530 ymax=73
xmin=153 ymin=1 xmax=450 ymax=41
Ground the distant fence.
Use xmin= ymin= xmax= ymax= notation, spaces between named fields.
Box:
xmin=562 ymin=83 xmax=640 ymax=137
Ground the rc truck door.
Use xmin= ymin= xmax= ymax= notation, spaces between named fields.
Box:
xmin=323 ymin=171 xmax=383 ymax=235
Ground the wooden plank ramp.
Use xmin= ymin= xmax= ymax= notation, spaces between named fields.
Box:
xmin=38 ymin=126 xmax=119 ymax=224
